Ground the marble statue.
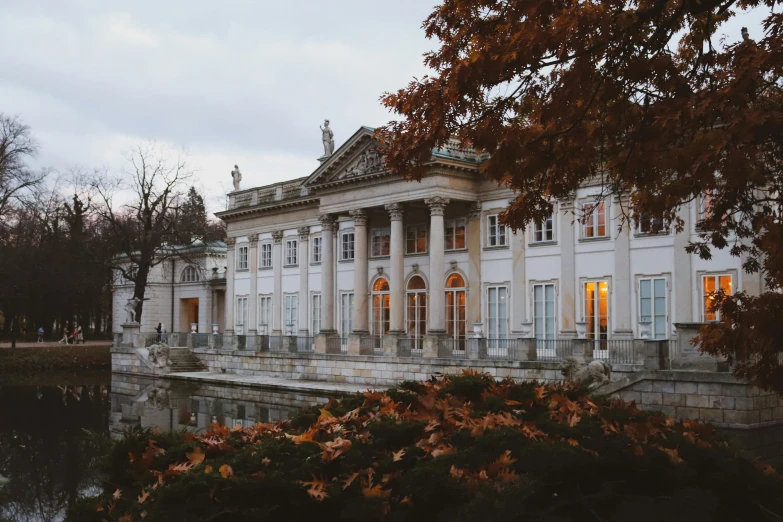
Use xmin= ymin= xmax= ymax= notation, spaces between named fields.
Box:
xmin=148 ymin=343 xmax=170 ymax=368
xmin=231 ymin=165 xmax=242 ymax=192
xmin=560 ymin=357 xmax=612 ymax=390
xmin=125 ymin=297 xmax=142 ymax=323
xmin=320 ymin=120 xmax=334 ymax=156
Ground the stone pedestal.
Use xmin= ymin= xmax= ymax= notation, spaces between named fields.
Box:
xmin=256 ymin=335 xmax=269 ymax=352
xmin=383 ymin=334 xmax=400 ymax=356
xmin=222 ymin=330 xmax=235 ymax=351
xmin=347 ymin=334 xmax=373 ymax=356
xmin=513 ymin=338 xmax=537 ymax=361
xmin=468 ymin=338 xmax=487 ymax=359
xmin=671 ymin=323 xmax=728 ymax=371
xmin=571 ymin=339 xmax=594 ymax=364
xmin=283 ymin=336 xmax=298 ymax=353
xmin=638 ymin=339 xmax=668 ymax=370
xmin=121 ymin=322 xmax=140 ymax=348
xmin=422 ymin=335 xmax=449 ymax=358
xmin=245 ymin=333 xmax=257 ymax=352
xmin=315 ymin=332 xmax=340 ymax=354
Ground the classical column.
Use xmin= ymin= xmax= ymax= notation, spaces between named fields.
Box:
xmin=467 ymin=202 xmax=483 ymax=326
xmin=319 ymin=215 xmax=337 ymax=333
xmin=511 ymin=225 xmax=527 ymax=334
xmin=559 ymin=197 xmax=577 ymax=337
xmin=247 ymin=234 xmax=259 ymax=347
xmin=349 ymin=210 xmax=369 ymax=333
xmin=612 ymin=195 xmax=633 ymax=339
xmin=224 ymin=238 xmax=236 ymax=348
xmin=673 ymin=204 xmax=693 ymax=325
xmin=272 ymin=231 xmax=283 ymax=335
xmin=297 ymin=226 xmax=310 ymax=336
xmin=425 ymin=197 xmax=449 ymax=334
xmin=386 ymin=203 xmax=405 ymax=334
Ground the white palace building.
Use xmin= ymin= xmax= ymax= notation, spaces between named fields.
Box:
xmin=211 ymin=126 xmax=764 ymax=359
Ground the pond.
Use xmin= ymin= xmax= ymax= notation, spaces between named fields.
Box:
xmin=1 ymin=372 xmax=782 ymax=521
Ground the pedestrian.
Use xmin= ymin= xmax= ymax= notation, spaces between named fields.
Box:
xmin=59 ymin=327 xmax=69 ymax=344
xmin=37 ymin=326 xmax=44 ymax=343
xmin=76 ymin=325 xmax=84 ymax=345
xmin=155 ymin=322 xmax=162 ymax=342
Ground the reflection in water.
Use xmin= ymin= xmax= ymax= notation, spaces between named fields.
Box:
xmin=0 ymin=383 xmax=110 ymax=522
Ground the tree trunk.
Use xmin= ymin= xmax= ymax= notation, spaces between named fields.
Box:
xmin=133 ymin=263 xmax=151 ymax=324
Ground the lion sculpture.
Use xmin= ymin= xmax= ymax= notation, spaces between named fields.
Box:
xmin=560 ymin=357 xmax=612 ymax=389
xmin=147 ymin=343 xmax=170 ymax=368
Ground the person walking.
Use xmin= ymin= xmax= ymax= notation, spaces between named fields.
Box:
xmin=59 ymin=326 xmax=69 ymax=344
xmin=75 ymin=325 xmax=84 ymax=345
xmin=37 ymin=327 xmax=44 ymax=343
xmin=155 ymin=322 xmax=162 ymax=342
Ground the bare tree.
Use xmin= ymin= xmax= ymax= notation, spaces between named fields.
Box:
xmin=92 ymin=142 xmax=197 ymax=323
xmin=0 ymin=114 xmax=43 ymax=225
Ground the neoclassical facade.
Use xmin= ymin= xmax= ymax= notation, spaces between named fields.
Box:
xmin=216 ymin=127 xmax=762 ymax=353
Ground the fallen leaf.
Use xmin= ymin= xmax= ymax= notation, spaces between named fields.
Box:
xmin=342 ymin=472 xmax=359 ymax=489
xmin=219 ymin=464 xmax=234 ymax=478
xmin=262 ymin=457 xmax=271 ymax=466
xmin=137 ymin=490 xmax=149 ymax=504
xmin=393 ymin=448 xmax=406 ymax=462
xmin=300 ymin=475 xmax=328 ymax=501
xmin=362 ymin=484 xmax=391 ymax=499
xmin=567 ymin=438 xmax=579 ymax=447
xmin=113 ymin=489 xmax=122 ymax=500
xmin=186 ymin=446 xmax=205 ymax=466
xmin=204 ymin=465 xmax=213 ymax=474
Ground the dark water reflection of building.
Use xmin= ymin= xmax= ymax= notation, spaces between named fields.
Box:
xmin=110 ymin=374 xmax=331 ymax=436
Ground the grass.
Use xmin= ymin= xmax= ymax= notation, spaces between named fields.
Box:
xmin=0 ymin=345 xmax=111 ymax=377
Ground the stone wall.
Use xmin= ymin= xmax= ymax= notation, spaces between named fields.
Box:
xmin=599 ymin=371 xmax=783 ymax=429
xmin=111 ymin=346 xmax=170 ymax=377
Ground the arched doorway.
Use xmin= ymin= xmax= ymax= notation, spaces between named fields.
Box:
xmin=406 ymin=275 xmax=427 ymax=351
xmin=446 ymin=273 xmax=467 ymax=350
xmin=371 ymin=277 xmax=390 ymax=349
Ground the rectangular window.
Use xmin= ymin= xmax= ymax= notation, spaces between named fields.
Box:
xmin=533 ymin=214 xmax=554 ymax=243
xmin=258 ymin=295 xmax=272 ymax=332
xmin=406 ymin=224 xmax=427 ymax=254
xmin=311 ymin=235 xmax=322 ymax=263
xmin=341 ymin=231 xmax=355 ymax=260
xmin=584 ymin=281 xmax=609 ymax=340
xmin=533 ymin=284 xmax=556 ymax=341
xmin=371 ymin=228 xmax=390 ymax=257
xmin=486 ymin=286 xmax=509 ymax=339
xmin=639 ymin=278 xmax=667 ymax=338
xmin=284 ymin=294 xmax=298 ymax=334
xmin=341 ymin=293 xmax=354 ymax=337
xmin=237 ymin=246 xmax=249 ymax=270
xmin=259 ymin=243 xmax=272 ymax=268
xmin=582 ymin=202 xmax=607 ymax=238
xmin=311 ymin=294 xmax=322 ymax=335
xmin=284 ymin=239 xmax=298 ymax=266
xmin=703 ymin=274 xmax=732 ymax=321
xmin=445 ymin=218 xmax=466 ymax=250
xmin=487 ymin=215 xmax=507 ymax=247
xmin=638 ymin=215 xmax=667 ymax=235
xmin=235 ymin=296 xmax=248 ymax=333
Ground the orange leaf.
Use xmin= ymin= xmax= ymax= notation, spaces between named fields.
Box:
xmin=219 ymin=464 xmax=234 ymax=478
xmin=262 ymin=457 xmax=271 ymax=466
xmin=204 ymin=465 xmax=213 ymax=474
xmin=393 ymin=448 xmax=406 ymax=462
xmin=113 ymin=489 xmax=122 ymax=500
xmin=186 ymin=446 xmax=205 ymax=466
xmin=567 ymin=438 xmax=579 ymax=447
xmin=300 ymin=475 xmax=328 ymax=501
xmin=662 ymin=447 xmax=683 ymax=465
xmin=362 ymin=484 xmax=391 ymax=499
xmin=119 ymin=515 xmax=133 ymax=522
xmin=450 ymin=465 xmax=464 ymax=480
xmin=137 ymin=490 xmax=150 ymax=504
xmin=342 ymin=472 xmax=359 ymax=490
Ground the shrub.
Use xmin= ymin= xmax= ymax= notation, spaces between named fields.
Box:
xmin=67 ymin=371 xmax=783 ymax=522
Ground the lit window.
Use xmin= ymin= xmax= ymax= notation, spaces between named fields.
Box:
xmin=703 ymin=274 xmax=732 ymax=321
xmin=487 ymin=215 xmax=507 ymax=247
xmin=533 ymin=214 xmax=554 ymax=243
xmin=445 ymin=218 xmax=466 ymax=250
xmin=406 ymin=225 xmax=427 ymax=254
xmin=237 ymin=246 xmax=249 ymax=270
xmin=584 ymin=281 xmax=609 ymax=340
xmin=284 ymin=238 xmax=298 ymax=266
xmin=311 ymin=236 xmax=322 ymax=263
xmin=341 ymin=231 xmax=355 ymax=260
xmin=371 ymin=228 xmax=390 ymax=257
xmin=582 ymin=202 xmax=607 ymax=238
xmin=259 ymin=243 xmax=272 ymax=268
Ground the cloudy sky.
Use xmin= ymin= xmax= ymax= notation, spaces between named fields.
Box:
xmin=0 ymin=1 xmax=768 ymax=213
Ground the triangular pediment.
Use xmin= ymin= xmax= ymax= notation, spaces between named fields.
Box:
xmin=303 ymin=127 xmax=387 ymax=188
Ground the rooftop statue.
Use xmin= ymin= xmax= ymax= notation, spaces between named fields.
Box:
xmin=231 ymin=165 xmax=242 ymax=192
xmin=320 ymin=119 xmax=335 ymax=156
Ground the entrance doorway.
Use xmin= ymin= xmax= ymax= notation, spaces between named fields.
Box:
xmin=180 ymin=298 xmax=200 ymax=333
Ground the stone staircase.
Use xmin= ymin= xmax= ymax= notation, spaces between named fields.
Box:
xmin=168 ymin=348 xmax=207 ymax=373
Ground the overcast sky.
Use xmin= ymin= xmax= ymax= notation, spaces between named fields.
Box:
xmin=0 ymin=1 xmax=768 ymax=213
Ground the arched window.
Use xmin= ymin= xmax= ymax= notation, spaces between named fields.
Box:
xmin=181 ymin=266 xmax=200 ymax=283
xmin=371 ymin=277 xmax=390 ymax=348
xmin=406 ymin=276 xmax=427 ymax=349
xmin=445 ymin=273 xmax=466 ymax=347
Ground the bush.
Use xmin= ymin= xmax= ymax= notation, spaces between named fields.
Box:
xmin=67 ymin=371 xmax=783 ymax=522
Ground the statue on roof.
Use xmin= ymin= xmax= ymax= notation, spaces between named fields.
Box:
xmin=231 ymin=165 xmax=242 ymax=192
xmin=320 ymin=120 xmax=335 ymax=157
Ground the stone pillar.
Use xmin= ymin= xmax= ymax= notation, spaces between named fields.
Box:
xmin=511 ymin=227 xmax=527 ymax=334
xmin=223 ymin=238 xmax=236 ymax=348
xmin=271 ymin=231 xmax=283 ymax=335
xmin=297 ymin=226 xmax=310 ymax=336
xmin=349 ymin=209 xmax=369 ymax=334
xmin=612 ymin=195 xmax=633 ymax=339
xmin=673 ymin=204 xmax=693 ymax=325
xmin=571 ymin=338 xmax=594 ymax=364
xmin=559 ymin=198 xmax=577 ymax=337
xmin=467 ymin=202 xmax=483 ymax=326
xmin=246 ymin=234 xmax=259 ymax=350
xmin=319 ymin=215 xmax=337 ymax=334
xmin=385 ymin=203 xmax=405 ymax=334
xmin=425 ymin=197 xmax=449 ymax=334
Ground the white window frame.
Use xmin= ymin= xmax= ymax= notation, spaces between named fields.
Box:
xmin=702 ymin=273 xmax=733 ymax=322
xmin=235 ymin=295 xmax=248 ymax=333
xmin=582 ymin=201 xmax=608 ymax=239
xmin=638 ymin=277 xmax=668 ymax=339
xmin=283 ymin=294 xmax=298 ymax=334
xmin=636 ymin=215 xmax=668 ymax=236
xmin=486 ymin=285 xmax=509 ymax=339
xmin=341 ymin=230 xmax=355 ymax=261
xmin=259 ymin=242 xmax=272 ymax=269
xmin=237 ymin=245 xmax=249 ymax=271
xmin=258 ymin=294 xmax=272 ymax=333
xmin=582 ymin=279 xmax=610 ymax=340
xmin=532 ymin=283 xmax=556 ymax=341
xmin=181 ymin=266 xmax=200 ymax=282
xmin=487 ymin=214 xmax=508 ymax=247
xmin=284 ymin=238 xmax=298 ymax=266
xmin=371 ymin=227 xmax=390 ymax=257
xmin=311 ymin=235 xmax=322 ymax=264
xmin=340 ymin=292 xmax=354 ymax=337
xmin=444 ymin=218 xmax=467 ymax=251
xmin=532 ymin=213 xmax=555 ymax=243
xmin=406 ymin=224 xmax=428 ymax=254
xmin=311 ymin=293 xmax=322 ymax=336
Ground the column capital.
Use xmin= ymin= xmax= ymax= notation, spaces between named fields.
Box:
xmin=425 ymin=196 xmax=450 ymax=215
xmin=385 ymin=203 xmax=404 ymax=221
xmin=349 ymin=209 xmax=368 ymax=226
xmin=248 ymin=233 xmax=259 ymax=246
xmin=467 ymin=201 xmax=482 ymax=220
xmin=272 ymin=231 xmax=284 ymax=244
xmin=297 ymin=226 xmax=310 ymax=240
xmin=319 ymin=214 xmax=338 ymax=231
xmin=225 ymin=237 xmax=237 ymax=250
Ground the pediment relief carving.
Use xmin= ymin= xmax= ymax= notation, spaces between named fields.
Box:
xmin=332 ymin=144 xmax=385 ymax=181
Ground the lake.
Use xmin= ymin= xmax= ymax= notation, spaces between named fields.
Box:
xmin=1 ymin=372 xmax=781 ymax=521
